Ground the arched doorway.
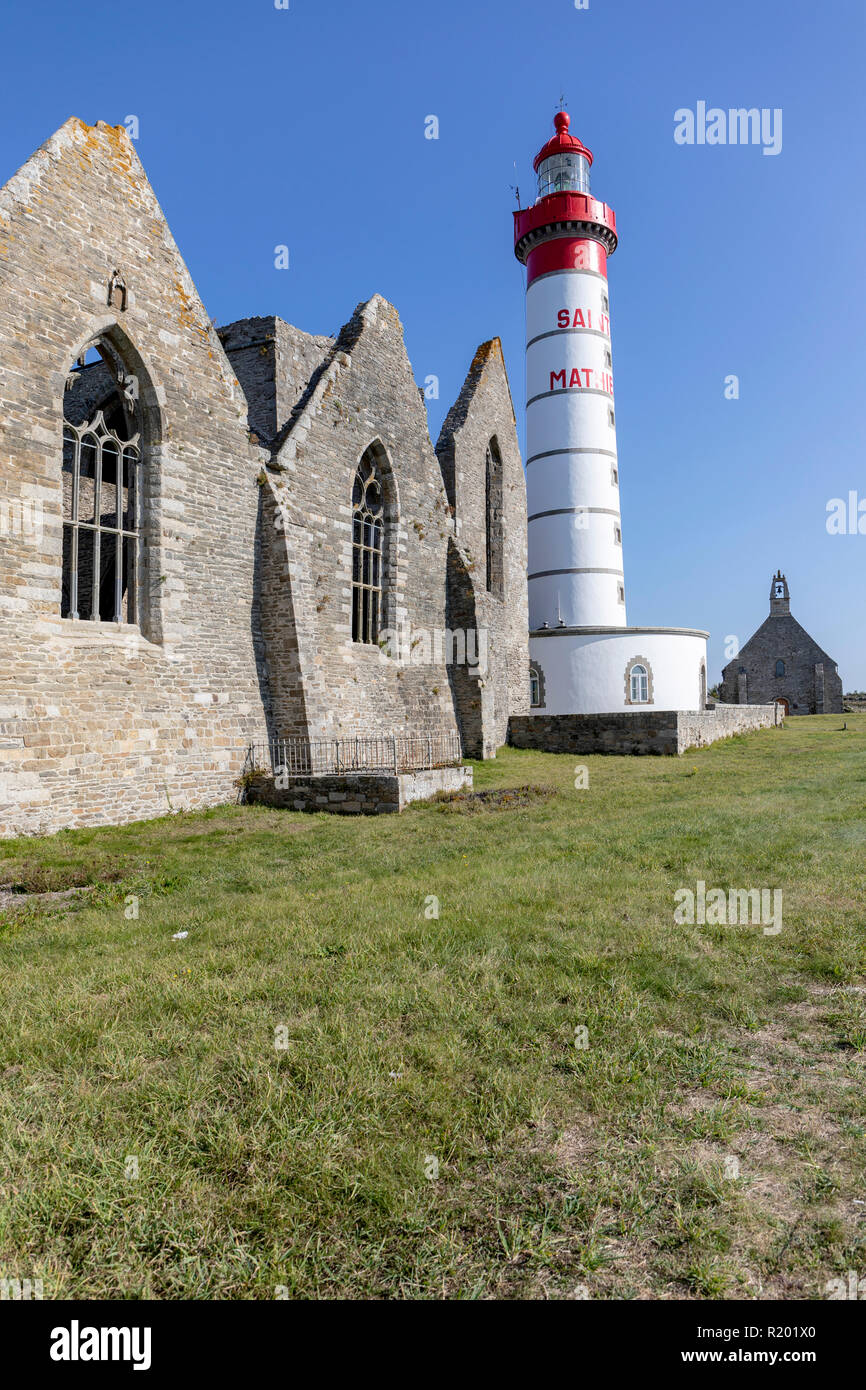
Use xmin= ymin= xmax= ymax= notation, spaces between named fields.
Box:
xmin=775 ymin=697 xmax=789 ymax=715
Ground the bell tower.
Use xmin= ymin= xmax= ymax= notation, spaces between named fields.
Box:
xmin=770 ymin=571 xmax=790 ymax=616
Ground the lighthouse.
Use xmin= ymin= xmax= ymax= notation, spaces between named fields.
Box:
xmin=514 ymin=111 xmax=622 ymax=632
xmin=514 ymin=112 xmax=709 ymax=717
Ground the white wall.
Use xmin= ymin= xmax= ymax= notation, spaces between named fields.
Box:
xmin=530 ymin=628 xmax=708 ymax=715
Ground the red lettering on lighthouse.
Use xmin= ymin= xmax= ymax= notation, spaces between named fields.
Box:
xmin=555 ymin=308 xmax=611 ymax=334
xmin=548 ymin=367 xmax=611 ymax=392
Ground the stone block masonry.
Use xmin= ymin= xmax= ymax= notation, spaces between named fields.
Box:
xmin=509 ymin=710 xmax=680 ymax=756
xmin=720 ymin=575 xmax=843 ymax=714
xmin=676 ymin=702 xmax=782 ymax=751
xmin=0 ymin=119 xmax=528 ymax=836
xmin=435 ymin=340 xmax=529 ymax=756
xmin=0 ymin=121 xmax=273 ymax=837
xmin=245 ymin=297 xmax=527 ymax=760
xmin=243 ymin=765 xmax=472 ymax=815
xmin=508 ymin=703 xmax=781 ymax=757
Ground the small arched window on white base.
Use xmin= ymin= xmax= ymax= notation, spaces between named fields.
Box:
xmin=624 ymin=655 xmax=654 ymax=705
xmin=529 ymin=663 xmax=546 ymax=708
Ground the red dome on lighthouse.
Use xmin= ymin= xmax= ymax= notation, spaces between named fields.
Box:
xmin=514 ymin=108 xmax=617 ymax=276
xmin=533 ymin=111 xmax=593 ymax=172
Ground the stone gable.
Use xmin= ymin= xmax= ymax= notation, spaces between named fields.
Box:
xmin=0 ymin=122 xmax=529 ymax=834
xmin=436 ymin=340 xmax=529 ymax=754
xmin=258 ymin=295 xmax=479 ymax=744
xmin=0 ymin=120 xmax=272 ymax=836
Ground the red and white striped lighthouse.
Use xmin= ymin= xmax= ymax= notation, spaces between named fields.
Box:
xmin=514 ymin=111 xmax=621 ymax=632
xmin=514 ymin=112 xmax=709 ymax=717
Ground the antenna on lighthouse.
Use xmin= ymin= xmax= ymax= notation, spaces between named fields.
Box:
xmin=510 ymin=162 xmax=521 ymax=209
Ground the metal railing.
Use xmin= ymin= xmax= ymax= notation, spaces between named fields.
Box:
xmin=246 ymin=731 xmax=463 ymax=778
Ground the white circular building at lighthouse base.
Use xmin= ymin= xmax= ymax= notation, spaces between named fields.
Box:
xmin=529 ymin=627 xmax=708 ymax=716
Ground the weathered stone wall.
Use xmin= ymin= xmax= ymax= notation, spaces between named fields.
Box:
xmin=0 ymin=120 xmax=271 ymax=837
xmin=436 ymin=340 xmax=529 ymax=756
xmin=219 ymin=316 xmax=334 ymax=447
xmin=720 ymin=613 xmax=843 ymax=714
xmin=257 ymin=297 xmax=461 ymax=742
xmin=509 ymin=711 xmax=681 ymax=755
xmin=243 ymin=764 xmax=471 ymax=815
xmin=675 ymin=701 xmax=782 ymax=752
xmin=255 ymin=298 xmax=528 ymax=755
xmin=0 ymin=121 xmax=528 ymax=838
xmin=509 ymin=703 xmax=780 ymax=757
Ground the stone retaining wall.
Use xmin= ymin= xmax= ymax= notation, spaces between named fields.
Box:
xmin=508 ymin=703 xmax=781 ymax=757
xmin=244 ymin=765 xmax=472 ymax=815
xmin=676 ymin=702 xmax=781 ymax=752
xmin=509 ymin=710 xmax=680 ymax=755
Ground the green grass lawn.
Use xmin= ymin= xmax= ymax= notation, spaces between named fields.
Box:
xmin=1 ymin=715 xmax=865 ymax=1300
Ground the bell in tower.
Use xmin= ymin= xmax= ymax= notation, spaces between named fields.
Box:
xmin=770 ymin=570 xmax=790 ymax=616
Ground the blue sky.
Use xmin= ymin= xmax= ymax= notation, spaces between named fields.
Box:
xmin=1 ymin=0 xmax=863 ymax=686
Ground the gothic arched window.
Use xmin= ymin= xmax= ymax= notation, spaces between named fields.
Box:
xmin=62 ymin=340 xmax=142 ymax=624
xmin=352 ymin=452 xmax=384 ymax=644
xmin=775 ymin=659 xmax=785 ymax=677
